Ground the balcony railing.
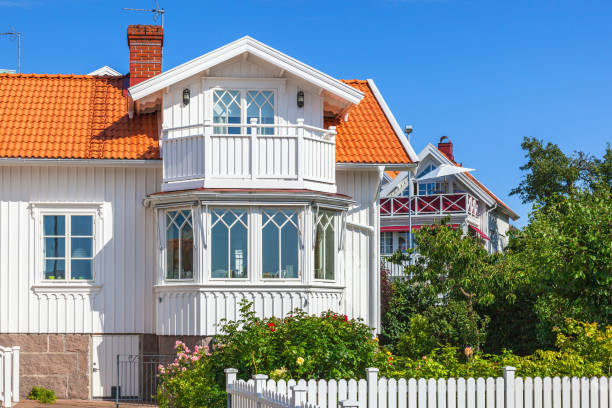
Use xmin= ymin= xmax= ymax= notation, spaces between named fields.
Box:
xmin=380 ymin=193 xmax=479 ymax=218
xmin=161 ymin=119 xmax=336 ymax=192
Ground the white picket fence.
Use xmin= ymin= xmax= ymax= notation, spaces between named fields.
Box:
xmin=225 ymin=367 xmax=612 ymax=408
xmin=0 ymin=346 xmax=19 ymax=408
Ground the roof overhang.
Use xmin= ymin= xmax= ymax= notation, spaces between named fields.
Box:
xmin=129 ymin=36 xmax=364 ymax=105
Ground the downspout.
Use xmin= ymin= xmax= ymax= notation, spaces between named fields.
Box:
xmin=370 ymin=166 xmax=385 ymax=333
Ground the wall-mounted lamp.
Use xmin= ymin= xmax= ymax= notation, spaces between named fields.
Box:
xmin=297 ymin=90 xmax=304 ymax=108
xmin=183 ymin=88 xmax=190 ymax=106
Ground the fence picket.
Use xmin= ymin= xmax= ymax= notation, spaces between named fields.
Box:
xmin=590 ymin=377 xmax=598 ymax=408
xmin=484 ymin=378 xmax=494 ymax=408
xmin=447 ymin=378 xmax=457 ymax=408
xmin=417 ymin=379 xmax=427 ymax=408
xmin=514 ymin=378 xmax=523 ymax=408
xmin=524 ymin=377 xmax=533 ymax=408
xmin=338 ymin=379 xmax=348 ymax=402
xmin=398 ymin=379 xmax=407 ymax=408
xmin=476 ymin=378 xmax=485 ymax=408
xmin=379 ymin=378 xmax=388 ymax=408
xmin=388 ymin=378 xmax=398 ymax=408
xmin=307 ymin=380 xmax=318 ymax=405
xmin=438 ymin=379 xmax=446 ymax=408
xmin=570 ymin=378 xmax=580 ymax=408
xmin=542 ymin=377 xmax=551 ymax=408
xmin=581 ymin=378 xmax=589 ymax=408
xmin=427 ymin=378 xmax=437 ymax=408
xmin=551 ymin=377 xmax=560 ymax=408
xmin=318 ymin=379 xmax=328 ymax=408
xmin=408 ymin=378 xmax=418 ymax=408
xmin=466 ymin=378 xmax=475 ymax=408
xmin=599 ymin=377 xmax=608 ymax=408
xmin=277 ymin=380 xmax=287 ymax=397
xmin=358 ymin=379 xmax=367 ymax=408
xmin=457 ymin=378 xmax=466 ymax=408
xmin=533 ymin=377 xmax=542 ymax=408
xmin=327 ymin=380 xmax=337 ymax=408
xmin=347 ymin=379 xmax=357 ymax=403
xmin=560 ymin=377 xmax=570 ymax=408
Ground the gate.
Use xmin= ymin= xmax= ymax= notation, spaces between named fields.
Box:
xmin=114 ymin=354 xmax=174 ymax=405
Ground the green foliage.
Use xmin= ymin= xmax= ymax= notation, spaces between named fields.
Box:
xmin=396 ymin=301 xmax=489 ymax=359
xmin=555 ymin=319 xmax=612 ymax=376
xmin=510 ymin=137 xmax=612 ymax=205
xmin=28 ymin=386 xmax=56 ymax=404
xmin=157 ymin=300 xmax=386 ymax=408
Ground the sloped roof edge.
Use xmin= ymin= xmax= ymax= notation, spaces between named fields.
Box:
xmin=129 ymin=36 xmax=364 ymax=104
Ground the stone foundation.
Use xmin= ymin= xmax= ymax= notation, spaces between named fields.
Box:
xmin=0 ymin=333 xmax=90 ymax=400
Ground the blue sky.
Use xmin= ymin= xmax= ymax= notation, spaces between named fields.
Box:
xmin=1 ymin=0 xmax=611 ymax=226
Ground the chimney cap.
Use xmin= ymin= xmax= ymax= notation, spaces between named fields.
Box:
xmin=439 ymin=136 xmax=451 ymax=144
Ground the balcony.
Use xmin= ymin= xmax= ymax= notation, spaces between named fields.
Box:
xmin=161 ymin=119 xmax=337 ymax=193
xmin=380 ymin=193 xmax=479 ymax=218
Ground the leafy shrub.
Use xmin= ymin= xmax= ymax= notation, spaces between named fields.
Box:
xmin=157 ymin=300 xmax=386 ymax=408
xmin=28 ymin=386 xmax=56 ymax=404
xmin=555 ymin=319 xmax=612 ymax=375
xmin=396 ymin=301 xmax=489 ymax=359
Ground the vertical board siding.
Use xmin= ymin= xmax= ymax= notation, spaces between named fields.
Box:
xmin=0 ymin=165 xmax=161 ymax=334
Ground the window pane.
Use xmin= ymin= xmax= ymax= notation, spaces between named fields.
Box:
xmin=314 ymin=223 xmax=324 ymax=280
xmin=44 ymin=259 xmax=65 ymax=279
xmin=166 ymin=222 xmax=179 ymax=279
xmin=213 ymin=90 xmax=241 ymax=135
xmin=71 ymin=238 xmax=92 ymax=258
xmin=280 ymin=222 xmax=299 ymax=279
xmin=230 ymin=223 xmax=248 ymax=278
xmin=45 ymin=237 xmax=65 ymax=258
xmin=211 ymin=223 xmax=229 ymax=278
xmin=262 ymin=224 xmax=279 ymax=278
xmin=44 ymin=215 xmax=65 ymax=236
xmin=71 ymin=215 xmax=93 ymax=236
xmin=324 ymin=225 xmax=335 ymax=280
xmin=71 ymin=260 xmax=92 ymax=280
xmin=181 ymin=223 xmax=194 ymax=280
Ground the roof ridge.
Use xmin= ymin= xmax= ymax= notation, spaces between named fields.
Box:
xmin=0 ymin=73 xmax=127 ymax=79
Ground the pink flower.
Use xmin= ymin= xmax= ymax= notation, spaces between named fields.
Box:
xmin=181 ymin=367 xmax=186 ymax=372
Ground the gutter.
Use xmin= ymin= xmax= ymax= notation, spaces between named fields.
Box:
xmin=0 ymin=157 xmax=162 ymax=168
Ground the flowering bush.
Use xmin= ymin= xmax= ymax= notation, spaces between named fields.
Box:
xmin=157 ymin=300 xmax=387 ymax=408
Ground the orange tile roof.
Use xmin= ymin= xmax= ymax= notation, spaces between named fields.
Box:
xmin=385 ymin=170 xmax=400 ymax=179
xmin=0 ymin=73 xmax=159 ymax=160
xmin=326 ymin=80 xmax=413 ymax=164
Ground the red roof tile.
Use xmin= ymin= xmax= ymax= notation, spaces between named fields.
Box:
xmin=326 ymin=80 xmax=413 ymax=164
xmin=0 ymin=73 xmax=159 ymax=160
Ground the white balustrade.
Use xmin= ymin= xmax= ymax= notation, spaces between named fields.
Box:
xmin=161 ymin=120 xmax=336 ymax=191
xmin=0 ymin=346 xmax=19 ymax=408
xmin=223 ymin=366 xmax=612 ymax=408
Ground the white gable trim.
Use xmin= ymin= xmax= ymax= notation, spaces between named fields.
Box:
xmin=129 ymin=36 xmax=363 ymax=104
xmin=366 ymin=79 xmax=419 ymax=163
xmin=89 ymin=66 xmax=121 ymax=76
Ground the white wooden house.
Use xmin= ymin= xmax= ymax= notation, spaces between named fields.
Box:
xmin=379 ymin=137 xmax=519 ymax=277
xmin=0 ymin=25 xmax=417 ymax=399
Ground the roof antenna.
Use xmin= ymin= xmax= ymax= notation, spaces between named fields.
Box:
xmin=0 ymin=28 xmax=21 ymax=73
xmin=123 ymin=0 xmax=165 ymax=27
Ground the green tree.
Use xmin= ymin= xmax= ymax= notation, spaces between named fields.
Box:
xmin=510 ymin=137 xmax=611 ymax=205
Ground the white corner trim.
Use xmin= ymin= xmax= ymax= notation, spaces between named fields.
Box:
xmin=129 ymin=36 xmax=364 ymax=104
xmin=366 ymin=79 xmax=419 ymax=163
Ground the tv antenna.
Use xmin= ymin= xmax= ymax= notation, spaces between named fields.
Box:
xmin=123 ymin=1 xmax=165 ymax=27
xmin=0 ymin=28 xmax=21 ymax=73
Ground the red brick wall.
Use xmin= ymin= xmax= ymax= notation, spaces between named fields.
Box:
xmin=127 ymin=25 xmax=163 ymax=87
xmin=0 ymin=334 xmax=90 ymax=400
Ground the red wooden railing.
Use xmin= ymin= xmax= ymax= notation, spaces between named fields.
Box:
xmin=380 ymin=193 xmax=479 ymax=217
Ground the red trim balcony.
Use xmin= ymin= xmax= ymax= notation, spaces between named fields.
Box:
xmin=380 ymin=193 xmax=479 ymax=218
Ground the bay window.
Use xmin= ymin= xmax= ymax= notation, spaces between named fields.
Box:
xmin=262 ymin=209 xmax=299 ymax=279
xmin=42 ymin=214 xmax=94 ymax=281
xmin=314 ymin=210 xmax=336 ymax=281
xmin=211 ymin=209 xmax=248 ymax=279
xmin=166 ymin=209 xmax=194 ymax=280
xmin=380 ymin=232 xmax=393 ymax=255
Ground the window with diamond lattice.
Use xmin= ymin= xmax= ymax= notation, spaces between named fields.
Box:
xmin=213 ymin=90 xmax=241 ymax=135
xmin=247 ymin=91 xmax=274 ymax=135
xmin=166 ymin=210 xmax=194 ymax=280
xmin=211 ymin=209 xmax=248 ymax=279
xmin=314 ymin=210 xmax=335 ymax=280
xmin=262 ymin=209 xmax=299 ymax=279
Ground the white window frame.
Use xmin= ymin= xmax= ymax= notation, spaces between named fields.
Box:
xmin=260 ymin=207 xmax=302 ymax=281
xmin=164 ymin=208 xmax=196 ymax=281
xmin=208 ymin=84 xmax=278 ymax=134
xmin=208 ymin=207 xmax=251 ymax=281
xmin=313 ymin=208 xmax=338 ymax=282
xmin=34 ymin=204 xmax=102 ymax=284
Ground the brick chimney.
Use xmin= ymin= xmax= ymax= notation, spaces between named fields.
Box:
xmin=438 ymin=136 xmax=454 ymax=161
xmin=127 ymin=25 xmax=163 ymax=87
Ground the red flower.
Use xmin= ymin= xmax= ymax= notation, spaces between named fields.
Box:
xmin=343 ymin=315 xmax=348 ymax=322
xmin=267 ymin=322 xmax=276 ymax=332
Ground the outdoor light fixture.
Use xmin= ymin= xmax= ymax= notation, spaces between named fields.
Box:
xmin=297 ymin=90 xmax=304 ymax=108
xmin=183 ymin=88 xmax=190 ymax=105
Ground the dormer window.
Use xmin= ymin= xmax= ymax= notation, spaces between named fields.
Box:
xmin=212 ymin=89 xmax=275 ymax=135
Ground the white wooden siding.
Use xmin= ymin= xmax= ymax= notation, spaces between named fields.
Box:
xmin=0 ymin=165 xmax=161 ymax=334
